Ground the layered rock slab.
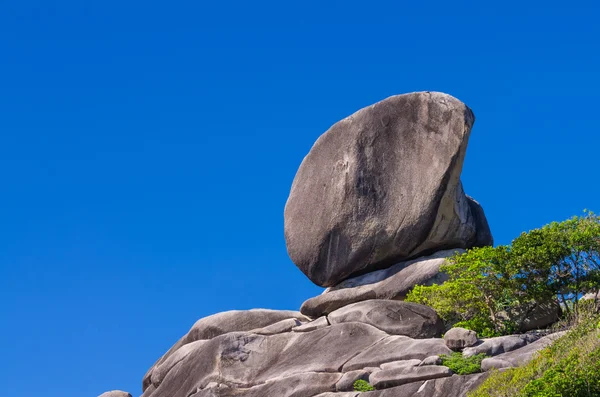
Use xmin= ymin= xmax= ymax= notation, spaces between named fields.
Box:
xmin=187 ymin=372 xmax=342 ymax=397
xmin=328 ymin=300 xmax=443 ymax=338
xmin=314 ymin=373 xmax=489 ymax=397
xmin=284 ymin=91 xmax=492 ymax=287
xmin=370 ymin=362 xmax=452 ymax=389
xmin=301 ymin=250 xmax=461 ymax=317
xmin=343 ymin=335 xmax=452 ymax=371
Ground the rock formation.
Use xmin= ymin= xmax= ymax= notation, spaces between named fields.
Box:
xmin=284 ymin=92 xmax=492 ymax=287
xmin=99 ymin=93 xmax=561 ymax=397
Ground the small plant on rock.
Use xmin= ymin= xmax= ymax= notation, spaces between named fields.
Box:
xmin=440 ymin=352 xmax=488 ymax=375
xmin=353 ymin=379 xmax=375 ymax=392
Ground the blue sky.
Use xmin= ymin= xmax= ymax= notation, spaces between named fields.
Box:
xmin=1 ymin=1 xmax=598 ymax=396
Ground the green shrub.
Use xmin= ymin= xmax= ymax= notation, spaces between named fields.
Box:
xmin=406 ymin=212 xmax=600 ymax=336
xmin=353 ymin=379 xmax=375 ymax=392
xmin=468 ymin=310 xmax=600 ymax=397
xmin=405 ymin=245 xmax=521 ymax=336
xmin=439 ymin=352 xmax=487 ymax=375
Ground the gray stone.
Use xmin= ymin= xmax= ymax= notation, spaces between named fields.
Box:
xmin=419 ymin=355 xmax=442 ymax=366
xmin=143 ymin=334 xmax=187 ymax=391
xmin=317 ymin=373 xmax=488 ymax=396
xmin=250 ymin=318 xmax=303 ymax=335
xmin=415 ymin=373 xmax=490 ymax=396
xmin=380 ymin=359 xmax=422 ymax=370
xmin=462 ymin=334 xmax=539 ymax=358
xmin=292 ymin=316 xmax=329 ymax=332
xmin=518 ymin=301 xmax=562 ymax=332
xmin=481 ymin=332 xmax=565 ymax=371
xmin=497 ymin=301 xmax=561 ymax=333
xmin=183 ymin=309 xmax=308 ymax=343
xmin=142 ymin=309 xmax=308 ymax=391
xmin=335 ymin=370 xmax=371 ymax=391
xmin=151 ymin=340 xmax=208 ymax=387
xmin=328 ymin=300 xmax=443 ymax=338
xmin=360 ymin=382 xmax=425 ymax=396
xmin=140 ymin=384 xmax=155 ymax=397
xmin=444 ymin=327 xmax=478 ymax=351
xmin=189 ymin=372 xmax=342 ymax=397
xmin=301 ymin=250 xmax=461 ymax=318
xmin=284 ymin=92 xmax=492 ymax=287
xmin=146 ymin=323 xmax=387 ymax=397
xmin=363 ymin=367 xmax=381 ymax=374
xmin=370 ymin=364 xmax=452 ymax=389
xmin=98 ymin=392 xmax=132 ymax=397
xmin=343 ymin=335 xmax=452 ymax=371
xmin=467 ymin=196 xmax=494 ymax=248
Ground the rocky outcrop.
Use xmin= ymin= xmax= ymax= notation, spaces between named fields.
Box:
xmin=140 ymin=317 xmax=447 ymax=397
xmin=138 ymin=300 xmax=552 ymax=397
xmin=284 ymin=92 xmax=492 ymax=287
xmin=102 ymin=93 xmax=549 ymax=397
xmin=300 ymin=249 xmax=461 ymax=318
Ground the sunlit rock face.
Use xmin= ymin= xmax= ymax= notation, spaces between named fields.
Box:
xmin=284 ymin=92 xmax=492 ymax=287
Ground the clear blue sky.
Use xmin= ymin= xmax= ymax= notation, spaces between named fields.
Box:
xmin=1 ymin=1 xmax=598 ymax=396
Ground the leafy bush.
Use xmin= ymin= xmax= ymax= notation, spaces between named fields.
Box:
xmin=439 ymin=352 xmax=487 ymax=375
xmin=468 ymin=308 xmax=600 ymax=397
xmin=353 ymin=379 xmax=375 ymax=392
xmin=406 ymin=212 xmax=600 ymax=336
xmin=406 ymin=245 xmax=519 ymax=336
xmin=511 ymin=211 xmax=600 ymax=316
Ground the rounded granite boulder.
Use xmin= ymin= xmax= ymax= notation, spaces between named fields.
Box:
xmin=284 ymin=91 xmax=492 ymax=287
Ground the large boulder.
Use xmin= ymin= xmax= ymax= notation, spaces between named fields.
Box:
xmin=328 ymin=300 xmax=444 ymax=338
xmin=300 ymin=250 xmax=461 ymax=318
xmin=444 ymin=327 xmax=478 ymax=351
xmin=284 ymin=91 xmax=492 ymax=287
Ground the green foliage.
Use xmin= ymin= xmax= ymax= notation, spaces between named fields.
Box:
xmin=406 ymin=212 xmax=600 ymax=336
xmin=439 ymin=352 xmax=487 ymax=375
xmin=353 ymin=379 xmax=375 ymax=392
xmin=511 ymin=211 xmax=600 ymax=316
xmin=468 ymin=309 xmax=600 ymax=397
xmin=406 ymin=245 xmax=519 ymax=336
